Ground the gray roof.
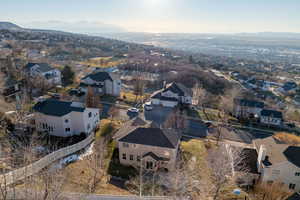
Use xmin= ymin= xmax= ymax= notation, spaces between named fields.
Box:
xmin=82 ymin=71 xmax=115 ymax=82
xmin=234 ymin=98 xmax=264 ymax=108
xmin=261 ymin=109 xmax=283 ymax=119
xmin=254 ymin=137 xmax=300 ymax=168
xmin=150 ymin=90 xmax=178 ymax=102
xmin=33 ymin=99 xmax=85 ymax=117
xmin=163 ymin=82 xmax=192 ymax=97
xmin=119 ymin=127 xmax=180 ymax=149
xmin=25 ymin=63 xmax=54 ymax=73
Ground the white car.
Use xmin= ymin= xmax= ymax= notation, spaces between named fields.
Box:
xmin=143 ymin=102 xmax=153 ymax=111
xmin=128 ymin=107 xmax=139 ymax=113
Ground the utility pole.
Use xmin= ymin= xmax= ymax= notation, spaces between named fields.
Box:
xmin=139 ymin=158 xmax=143 ymax=197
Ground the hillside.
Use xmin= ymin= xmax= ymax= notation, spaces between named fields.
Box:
xmin=0 ymin=22 xmax=23 ymax=31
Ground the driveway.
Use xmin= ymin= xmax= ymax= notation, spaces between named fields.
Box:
xmin=143 ymin=106 xmax=173 ymax=125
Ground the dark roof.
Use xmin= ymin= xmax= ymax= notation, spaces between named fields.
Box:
xmin=261 ymin=109 xmax=283 ymax=119
xmin=163 ymin=82 xmax=192 ymax=97
xmin=79 ymin=82 xmax=104 ymax=88
xmin=25 ymin=63 xmax=54 ymax=73
xmin=33 ymin=99 xmax=85 ymax=117
xmin=283 ymin=82 xmax=297 ymax=91
xmin=286 ymin=193 xmax=300 ymax=200
xmin=143 ymin=152 xmax=170 ymax=161
xmin=283 ymin=146 xmax=300 ymax=168
xmin=82 ymin=71 xmax=113 ymax=82
xmin=119 ymin=127 xmax=180 ymax=149
xmin=234 ymin=98 xmax=264 ymax=108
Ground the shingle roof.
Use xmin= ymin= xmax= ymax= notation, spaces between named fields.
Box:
xmin=82 ymin=71 xmax=113 ymax=82
xmin=261 ymin=109 xmax=283 ymax=119
xmin=234 ymin=98 xmax=264 ymax=108
xmin=119 ymin=127 xmax=180 ymax=149
xmin=150 ymin=90 xmax=178 ymax=102
xmin=254 ymin=136 xmax=300 ymax=168
xmin=25 ymin=63 xmax=54 ymax=73
xmin=33 ymin=99 xmax=85 ymax=117
xmin=163 ymin=82 xmax=192 ymax=97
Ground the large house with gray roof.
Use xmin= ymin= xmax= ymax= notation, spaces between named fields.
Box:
xmin=260 ymin=109 xmax=283 ymax=126
xmin=233 ymin=98 xmax=265 ymax=118
xmin=33 ymin=99 xmax=100 ymax=137
xmin=116 ymin=117 xmax=180 ymax=171
xmin=151 ymin=82 xmax=192 ymax=107
xmin=24 ymin=63 xmax=61 ymax=85
xmin=80 ymin=71 xmax=121 ymax=96
xmin=254 ymin=136 xmax=300 ymax=191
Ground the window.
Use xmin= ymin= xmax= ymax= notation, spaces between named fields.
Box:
xmin=88 ymin=112 xmax=92 ymax=118
xmin=65 ymin=119 xmax=69 ymax=123
xmin=272 ymin=170 xmax=280 ymax=175
xmin=65 ymin=128 xmax=70 ymax=132
xmin=146 ymin=161 xmax=153 ymax=169
xmin=137 ymin=156 xmax=141 ymax=162
xmin=289 ymin=183 xmax=296 ymax=190
xmin=295 ymin=172 xmax=300 ymax=176
xmin=123 ymin=143 xmax=129 ymax=148
xmin=130 ymin=155 xmax=134 ymax=161
xmin=122 ymin=153 xmax=126 ymax=160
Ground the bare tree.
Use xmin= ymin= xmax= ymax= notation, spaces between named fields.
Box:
xmin=86 ymin=139 xmax=105 ymax=193
xmin=206 ymin=144 xmax=250 ymax=200
xmin=163 ymin=108 xmax=187 ymax=130
xmin=108 ymin=105 xmax=119 ymax=122
xmin=85 ymin=86 xmax=100 ymax=109
xmin=133 ymin=76 xmax=146 ymax=103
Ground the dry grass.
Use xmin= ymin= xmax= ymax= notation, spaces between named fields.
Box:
xmin=62 ymin=159 xmax=131 ymax=195
xmin=120 ymin=91 xmax=146 ymax=103
xmin=78 ymin=56 xmax=126 ymax=68
xmin=274 ymin=132 xmax=300 ymax=145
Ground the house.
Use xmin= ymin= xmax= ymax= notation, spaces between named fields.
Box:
xmin=151 ymin=82 xmax=192 ymax=108
xmin=233 ymin=98 xmax=264 ymax=118
xmin=24 ymin=63 xmax=62 ymax=85
xmin=0 ymin=78 xmax=21 ymax=97
xmin=254 ymin=136 xmax=300 ymax=191
xmin=260 ymin=109 xmax=283 ymax=126
xmin=278 ymin=82 xmax=298 ymax=95
xmin=33 ymin=99 xmax=100 ymax=137
xmin=116 ymin=117 xmax=180 ymax=171
xmin=80 ymin=71 xmax=121 ymax=96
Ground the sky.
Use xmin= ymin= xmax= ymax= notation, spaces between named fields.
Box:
xmin=0 ymin=0 xmax=300 ymax=33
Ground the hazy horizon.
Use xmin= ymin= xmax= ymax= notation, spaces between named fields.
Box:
xmin=1 ymin=0 xmax=300 ymax=34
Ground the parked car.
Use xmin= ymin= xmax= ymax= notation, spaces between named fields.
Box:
xmin=128 ymin=107 xmax=139 ymax=113
xmin=143 ymin=102 xmax=153 ymax=111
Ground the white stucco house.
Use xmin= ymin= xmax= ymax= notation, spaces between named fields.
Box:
xmin=33 ymin=99 xmax=100 ymax=137
xmin=254 ymin=137 xmax=300 ymax=191
xmin=150 ymin=82 xmax=192 ymax=108
xmin=115 ymin=117 xmax=180 ymax=171
xmin=233 ymin=98 xmax=265 ymax=118
xmin=80 ymin=71 xmax=121 ymax=97
xmin=260 ymin=109 xmax=283 ymax=126
xmin=24 ymin=63 xmax=62 ymax=85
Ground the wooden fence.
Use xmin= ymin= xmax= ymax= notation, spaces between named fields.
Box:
xmin=0 ymin=133 xmax=94 ymax=185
